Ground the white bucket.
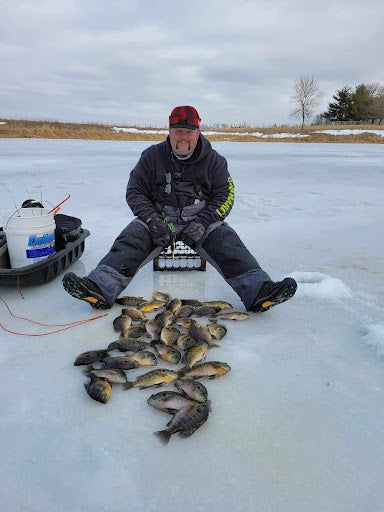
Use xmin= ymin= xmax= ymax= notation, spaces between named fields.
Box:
xmin=2 ymin=208 xmax=56 ymax=268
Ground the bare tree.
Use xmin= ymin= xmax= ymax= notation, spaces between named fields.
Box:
xmin=290 ymin=75 xmax=324 ymax=129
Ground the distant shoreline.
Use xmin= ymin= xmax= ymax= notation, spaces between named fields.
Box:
xmin=0 ymin=119 xmax=383 ymax=144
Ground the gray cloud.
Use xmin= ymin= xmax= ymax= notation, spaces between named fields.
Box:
xmin=1 ymin=0 xmax=383 ymax=126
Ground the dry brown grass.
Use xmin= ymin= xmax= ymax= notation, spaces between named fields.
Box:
xmin=0 ymin=118 xmax=383 ymax=144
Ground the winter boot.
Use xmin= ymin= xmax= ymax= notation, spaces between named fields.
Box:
xmin=250 ymin=277 xmax=297 ymax=312
xmin=62 ymin=272 xmax=110 ymax=309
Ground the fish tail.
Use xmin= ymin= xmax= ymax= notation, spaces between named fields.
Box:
xmin=208 ymin=342 xmax=220 ymax=349
xmin=123 ymin=381 xmax=134 ymax=390
xmin=154 ymin=430 xmax=172 ymax=445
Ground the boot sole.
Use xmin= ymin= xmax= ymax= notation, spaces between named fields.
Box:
xmin=251 ymin=279 xmax=297 ymax=312
xmin=62 ymin=273 xmax=110 ymax=310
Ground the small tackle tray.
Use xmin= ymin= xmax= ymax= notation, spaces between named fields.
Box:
xmin=0 ymin=228 xmax=90 ymax=286
xmin=153 ymin=241 xmax=206 ymax=271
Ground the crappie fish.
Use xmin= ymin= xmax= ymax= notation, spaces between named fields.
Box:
xmin=180 ymin=361 xmax=231 ymax=380
xmin=152 ymin=343 xmax=182 ymax=364
xmin=201 ymin=300 xmax=233 ymax=310
xmin=160 ymin=326 xmax=180 ymax=346
xmin=85 ymin=368 xmax=128 ymax=385
xmin=121 ymin=307 xmax=147 ymax=321
xmin=175 ymin=334 xmax=196 ymax=351
xmin=145 ymin=320 xmax=161 ymax=341
xmin=74 ymin=349 xmax=108 ymax=366
xmin=115 ymin=296 xmax=147 ymax=306
xmin=173 ymin=318 xmax=192 ymax=330
xmin=213 ymin=311 xmax=250 ymax=321
xmin=182 ymin=342 xmax=208 ymax=369
xmin=173 ymin=305 xmax=195 ymax=318
xmin=174 ymin=379 xmax=208 ymax=403
xmin=125 ymin=369 xmax=180 ymax=390
xmin=102 ymin=356 xmax=139 ymax=370
xmin=139 ymin=301 xmax=166 ymax=312
xmin=189 ymin=319 xmax=218 ymax=347
xmin=152 ymin=291 xmax=171 ymax=303
xmin=154 ymin=310 xmax=174 ymax=328
xmin=113 ymin=314 xmax=132 ymax=336
xmin=192 ymin=305 xmax=221 ymax=317
xmin=208 ymin=322 xmax=227 ymax=340
xmin=124 ymin=350 xmax=157 ymax=367
xmin=154 ymin=402 xmax=210 ymax=445
xmin=147 ymin=391 xmax=199 ymax=415
xmin=107 ymin=339 xmax=152 ymax=352
xmin=167 ymin=298 xmax=182 ymax=313
xmin=84 ymin=375 xmax=112 ymax=404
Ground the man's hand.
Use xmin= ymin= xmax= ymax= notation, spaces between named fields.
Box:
xmin=181 ymin=221 xmax=206 ymax=248
xmin=146 ymin=214 xmax=171 ymax=247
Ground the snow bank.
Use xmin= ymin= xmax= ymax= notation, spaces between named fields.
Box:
xmin=361 ymin=324 xmax=384 ymax=357
xmin=289 ymin=271 xmax=352 ymax=300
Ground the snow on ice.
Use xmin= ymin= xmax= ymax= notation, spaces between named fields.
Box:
xmin=0 ymin=139 xmax=384 ymax=512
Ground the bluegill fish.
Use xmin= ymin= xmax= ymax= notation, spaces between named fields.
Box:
xmin=139 ymin=301 xmax=166 ymax=312
xmin=85 ymin=368 xmax=128 ymax=385
xmin=107 ymin=339 xmax=152 ymax=352
xmin=125 ymin=369 xmax=180 ymax=390
xmin=167 ymin=298 xmax=182 ymax=313
xmin=175 ymin=334 xmax=196 ymax=351
xmin=174 ymin=379 xmax=208 ymax=403
xmin=182 ymin=342 xmax=208 ymax=369
xmin=152 ymin=291 xmax=171 ymax=303
xmin=74 ymin=349 xmax=109 ymax=366
xmin=120 ymin=325 xmax=147 ymax=339
xmin=179 ymin=361 xmax=231 ymax=380
xmin=213 ymin=311 xmax=250 ymax=321
xmin=115 ymin=296 xmax=147 ymax=306
xmin=147 ymin=391 xmax=199 ymax=415
xmin=189 ymin=319 xmax=218 ymax=347
xmin=201 ymin=300 xmax=233 ymax=310
xmin=208 ymin=322 xmax=227 ymax=340
xmin=102 ymin=356 xmax=139 ymax=370
xmin=154 ymin=310 xmax=174 ymax=328
xmin=192 ymin=305 xmax=221 ymax=317
xmin=181 ymin=299 xmax=202 ymax=308
xmin=154 ymin=403 xmax=210 ymax=445
xmin=124 ymin=350 xmax=157 ymax=367
xmin=121 ymin=308 xmax=147 ymax=321
xmin=113 ymin=314 xmax=132 ymax=336
xmin=152 ymin=343 xmax=182 ymax=364
xmin=84 ymin=375 xmax=112 ymax=404
xmin=173 ymin=305 xmax=195 ymax=318
xmin=160 ymin=326 xmax=180 ymax=346
xmin=173 ymin=318 xmax=192 ymax=330
xmin=145 ymin=320 xmax=161 ymax=341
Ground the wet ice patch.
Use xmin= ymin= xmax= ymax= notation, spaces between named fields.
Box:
xmin=289 ymin=271 xmax=352 ymax=300
xmin=361 ymin=324 xmax=384 ymax=358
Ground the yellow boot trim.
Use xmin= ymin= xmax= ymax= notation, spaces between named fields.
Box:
xmin=262 ymin=300 xmax=275 ymax=308
xmin=85 ymin=296 xmax=98 ymax=304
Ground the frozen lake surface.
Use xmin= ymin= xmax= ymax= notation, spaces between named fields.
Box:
xmin=1 ymin=139 xmax=384 ymax=512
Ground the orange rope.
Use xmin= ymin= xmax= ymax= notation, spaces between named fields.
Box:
xmin=0 ymin=295 xmax=108 ymax=336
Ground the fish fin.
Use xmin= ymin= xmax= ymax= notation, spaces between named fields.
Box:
xmin=206 ymin=399 xmax=212 ymax=412
xmin=178 ymin=429 xmax=196 ymax=438
xmin=164 ymin=408 xmax=177 ymax=415
xmin=208 ymin=343 xmax=220 ymax=349
xmin=208 ymin=317 xmax=217 ymax=322
xmin=208 ymin=375 xmax=218 ymax=380
xmin=154 ymin=430 xmax=171 ymax=445
xmin=123 ymin=381 xmax=134 ymax=390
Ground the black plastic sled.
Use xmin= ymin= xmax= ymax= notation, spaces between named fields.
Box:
xmin=0 ymin=228 xmax=90 ymax=286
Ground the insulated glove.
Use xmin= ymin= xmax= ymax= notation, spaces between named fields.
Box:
xmin=146 ymin=214 xmax=171 ymax=247
xmin=181 ymin=221 xmax=206 ymax=248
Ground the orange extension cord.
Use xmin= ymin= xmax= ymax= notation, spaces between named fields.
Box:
xmin=0 ymin=295 xmax=108 ymax=336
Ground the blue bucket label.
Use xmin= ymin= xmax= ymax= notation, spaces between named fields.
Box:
xmin=26 ymin=231 xmax=55 ymax=259
xmin=26 ymin=246 xmax=56 ymax=258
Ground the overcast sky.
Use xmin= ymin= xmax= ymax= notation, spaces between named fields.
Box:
xmin=1 ymin=0 xmax=383 ymax=127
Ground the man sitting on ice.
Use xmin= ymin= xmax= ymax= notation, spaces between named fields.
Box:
xmin=63 ymin=106 xmax=297 ymax=311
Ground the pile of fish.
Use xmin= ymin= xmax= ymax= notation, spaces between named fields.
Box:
xmin=74 ymin=292 xmax=249 ymax=445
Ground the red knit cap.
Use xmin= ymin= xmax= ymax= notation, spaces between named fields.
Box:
xmin=169 ymin=106 xmax=201 ymax=130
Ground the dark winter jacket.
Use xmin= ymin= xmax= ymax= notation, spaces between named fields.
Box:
xmin=126 ymin=135 xmax=235 ymax=228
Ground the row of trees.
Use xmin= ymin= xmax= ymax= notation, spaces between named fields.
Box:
xmin=322 ymin=83 xmax=384 ymax=123
xmin=290 ymin=75 xmax=384 ymax=128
